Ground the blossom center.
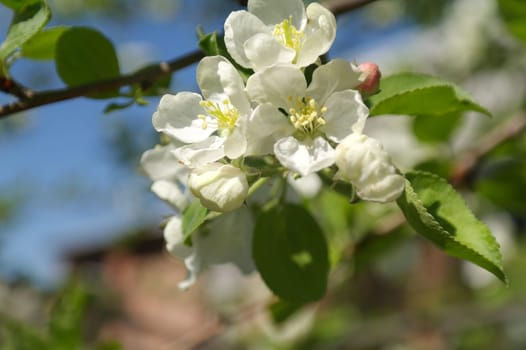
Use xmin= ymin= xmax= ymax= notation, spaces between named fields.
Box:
xmin=198 ymin=99 xmax=239 ymax=135
xmin=288 ymin=96 xmax=327 ymax=136
xmin=272 ymin=17 xmax=304 ymax=59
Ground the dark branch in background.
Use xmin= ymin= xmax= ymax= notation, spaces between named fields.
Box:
xmin=452 ymin=113 xmax=526 ymax=187
xmin=0 ymin=0 xmax=379 ymax=119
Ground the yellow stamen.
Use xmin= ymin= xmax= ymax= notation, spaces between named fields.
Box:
xmin=272 ymin=16 xmax=304 ymax=61
xmin=288 ymin=96 xmax=327 ymax=136
xmin=199 ymin=98 xmax=240 ymax=134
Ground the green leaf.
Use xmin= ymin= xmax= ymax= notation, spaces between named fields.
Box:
xmin=397 ymin=171 xmax=506 ymax=283
xmin=103 ymin=100 xmax=135 ymax=114
xmin=182 ymin=200 xmax=208 ymax=241
xmin=0 ymin=0 xmax=40 ymax=10
xmin=368 ymin=73 xmax=491 ymax=117
xmin=55 ymin=27 xmax=120 ymax=98
xmin=20 ymin=26 xmax=68 ymax=60
xmin=253 ymin=204 xmax=329 ymax=302
xmin=0 ymin=1 xmax=50 ymax=63
xmin=412 ymin=112 xmax=462 ymax=143
xmin=268 ymin=299 xmax=303 ymax=324
xmin=476 ymin=159 xmax=526 ymax=215
xmin=498 ymin=0 xmax=526 ymax=43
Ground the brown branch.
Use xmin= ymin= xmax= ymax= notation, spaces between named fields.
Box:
xmin=0 ymin=0 xmax=379 ymax=119
xmin=0 ymin=77 xmax=34 ymax=100
xmin=451 ymin=113 xmax=526 ymax=187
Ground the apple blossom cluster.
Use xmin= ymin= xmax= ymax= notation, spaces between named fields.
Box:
xmin=141 ymin=0 xmax=405 ymax=288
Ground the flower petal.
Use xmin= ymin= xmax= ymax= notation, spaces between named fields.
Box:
xmin=295 ymin=3 xmax=336 ymax=67
xmin=197 ymin=56 xmax=251 ymax=116
xmin=151 ymin=180 xmax=189 ymax=212
xmin=172 ymin=136 xmax=225 ymax=168
xmin=248 ymin=0 xmax=306 ymax=28
xmin=224 ymin=124 xmax=248 ymax=159
xmin=164 ymin=216 xmax=194 ymax=259
xmin=274 ymin=136 xmax=335 ymax=177
xmin=244 ymin=32 xmax=296 ymax=71
xmin=245 ymin=103 xmax=295 ymax=155
xmin=224 ymin=10 xmax=270 ymax=69
xmin=140 ymin=144 xmax=188 ymax=182
xmin=152 ymin=93 xmax=217 ymax=143
xmin=307 ymin=59 xmax=363 ymax=104
xmin=323 ymin=90 xmax=369 ymax=142
xmin=246 ymin=65 xmax=306 ymax=108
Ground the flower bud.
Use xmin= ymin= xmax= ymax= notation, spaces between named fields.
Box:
xmin=188 ymin=163 xmax=248 ymax=212
xmin=356 ymin=62 xmax=381 ymax=97
xmin=335 ymin=133 xmax=405 ymax=203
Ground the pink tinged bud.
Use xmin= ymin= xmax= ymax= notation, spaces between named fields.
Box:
xmin=357 ymin=62 xmax=381 ymax=97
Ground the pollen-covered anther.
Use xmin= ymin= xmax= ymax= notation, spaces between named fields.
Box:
xmin=199 ymin=99 xmax=239 ymax=132
xmin=288 ymin=96 xmax=328 ymax=135
xmin=272 ymin=16 xmax=304 ymax=57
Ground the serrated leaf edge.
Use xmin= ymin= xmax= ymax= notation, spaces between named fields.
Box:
xmin=402 ymin=171 xmax=506 ymax=283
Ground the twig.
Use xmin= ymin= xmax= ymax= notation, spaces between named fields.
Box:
xmin=451 ymin=114 xmax=526 ymax=187
xmin=0 ymin=77 xmax=34 ymax=100
xmin=0 ymin=0 xmax=379 ymax=119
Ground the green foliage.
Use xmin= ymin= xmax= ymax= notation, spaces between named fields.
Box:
xmin=20 ymin=26 xmax=68 ymax=60
xmin=182 ymin=200 xmax=208 ymax=242
xmin=397 ymin=171 xmax=506 ymax=283
xmin=368 ymin=73 xmax=491 ymax=117
xmin=253 ymin=204 xmax=329 ymax=303
xmin=0 ymin=0 xmax=50 ymax=73
xmin=268 ymin=299 xmax=303 ymax=324
xmin=55 ymin=27 xmax=120 ymax=98
xmin=411 ymin=112 xmax=462 ymax=143
xmin=498 ymin=0 xmax=526 ymax=43
xmin=0 ymin=280 xmax=120 ymax=349
xmin=476 ymin=159 xmax=526 ymax=215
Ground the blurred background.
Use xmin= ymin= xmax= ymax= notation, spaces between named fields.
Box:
xmin=1 ymin=0 xmax=526 ymax=348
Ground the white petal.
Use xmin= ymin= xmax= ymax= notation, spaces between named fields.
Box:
xmin=244 ymin=32 xmax=296 ymax=71
xmin=224 ymin=11 xmax=269 ymax=69
xmin=323 ymin=90 xmax=369 ymax=142
xmin=356 ymin=172 xmax=405 ymax=203
xmin=197 ymin=56 xmax=251 ymax=116
xmin=246 ymin=65 xmax=306 ymax=108
xmin=274 ymin=136 xmax=335 ymax=177
xmin=245 ymin=103 xmax=295 ymax=155
xmin=295 ymin=3 xmax=336 ymax=67
xmin=287 ymin=173 xmax=322 ymax=198
xmin=140 ymin=144 xmax=187 ymax=181
xmin=224 ymin=124 xmax=248 ymax=159
xmin=164 ymin=216 xmax=193 ymax=258
xmin=248 ymin=0 xmax=306 ymax=28
xmin=307 ymin=59 xmax=363 ymax=104
xmin=152 ymin=93 xmax=217 ymax=143
xmin=179 ymin=254 xmax=200 ymax=290
xmin=172 ymin=136 xmax=225 ymax=168
xmin=151 ymin=180 xmax=189 ymax=212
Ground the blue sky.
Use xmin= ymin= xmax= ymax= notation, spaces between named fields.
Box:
xmin=0 ymin=1 xmax=410 ymax=287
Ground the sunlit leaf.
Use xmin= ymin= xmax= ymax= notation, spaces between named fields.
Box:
xmin=182 ymin=200 xmax=208 ymax=241
xmin=369 ymin=73 xmax=491 ymax=117
xmin=55 ymin=27 xmax=120 ymax=98
xmin=397 ymin=171 xmax=506 ymax=283
xmin=0 ymin=1 xmax=50 ymax=64
xmin=20 ymin=26 xmax=68 ymax=60
xmin=253 ymin=204 xmax=329 ymax=302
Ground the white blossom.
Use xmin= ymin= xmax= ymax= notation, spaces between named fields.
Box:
xmin=224 ymin=0 xmax=336 ymax=71
xmin=188 ymin=163 xmax=249 ymax=212
xmin=140 ymin=144 xmax=190 ymax=212
xmin=335 ymin=133 xmax=405 ymax=203
xmin=152 ymin=56 xmax=251 ymax=167
xmin=245 ymin=59 xmax=367 ymax=177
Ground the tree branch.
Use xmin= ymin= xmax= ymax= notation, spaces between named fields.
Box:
xmin=0 ymin=0 xmax=379 ymax=119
